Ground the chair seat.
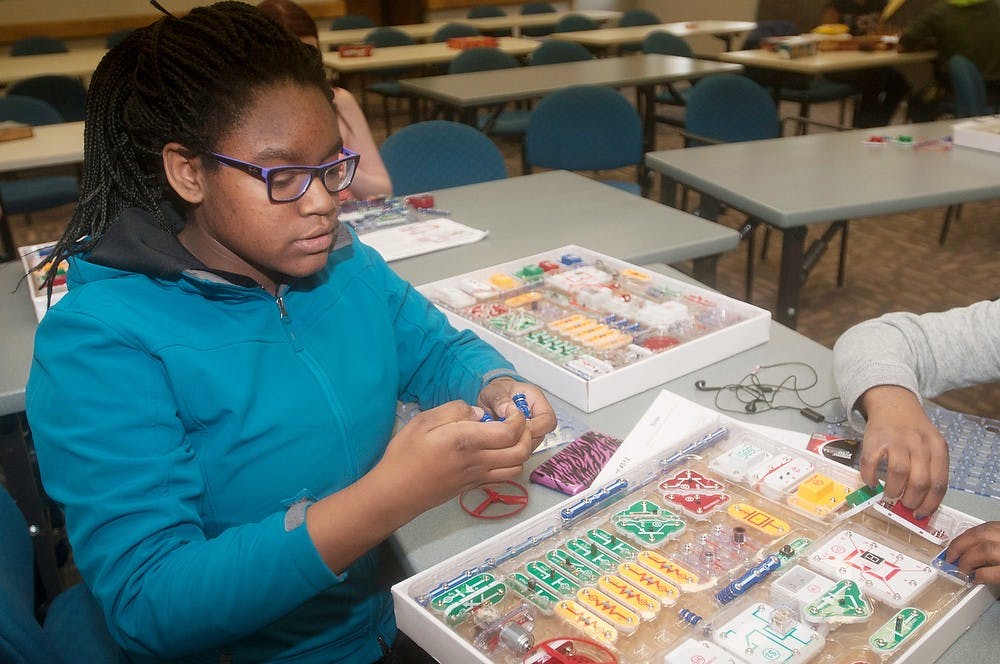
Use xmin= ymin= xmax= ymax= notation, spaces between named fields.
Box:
xmin=777 ymin=78 xmax=856 ymax=104
xmin=600 ymin=180 xmax=642 ymax=196
xmin=367 ymin=81 xmax=406 ymax=96
xmin=0 ymin=177 xmax=78 ymax=214
xmin=655 ymin=86 xmax=692 ymax=106
xmin=478 ymin=109 xmax=531 ymax=136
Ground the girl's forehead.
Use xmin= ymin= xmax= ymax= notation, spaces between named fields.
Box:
xmin=219 ymin=83 xmax=339 ymax=157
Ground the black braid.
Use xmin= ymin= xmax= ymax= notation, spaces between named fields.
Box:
xmin=38 ymin=1 xmax=331 ymax=296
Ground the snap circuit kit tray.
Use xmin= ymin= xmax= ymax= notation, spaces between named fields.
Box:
xmin=418 ymin=247 xmax=770 ymax=411
xmin=392 ymin=422 xmax=994 ymax=664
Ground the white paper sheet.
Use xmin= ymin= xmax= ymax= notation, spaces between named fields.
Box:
xmin=358 ymin=217 xmax=488 ymax=262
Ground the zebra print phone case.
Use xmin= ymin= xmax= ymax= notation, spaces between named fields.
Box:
xmin=530 ymin=431 xmax=623 ymax=496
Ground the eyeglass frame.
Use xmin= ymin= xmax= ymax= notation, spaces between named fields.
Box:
xmin=205 ymin=148 xmax=360 ymax=203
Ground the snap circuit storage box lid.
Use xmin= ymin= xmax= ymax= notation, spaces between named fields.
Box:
xmin=417 ymin=246 xmax=771 ymax=412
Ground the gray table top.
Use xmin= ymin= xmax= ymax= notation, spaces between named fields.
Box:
xmin=645 ymin=120 xmax=1000 ymax=228
xmin=398 ymin=54 xmax=743 ymax=107
xmin=387 ymin=170 xmax=739 ymax=286
xmin=393 ymin=262 xmax=1000 ymax=663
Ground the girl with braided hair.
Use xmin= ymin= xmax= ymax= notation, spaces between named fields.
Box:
xmin=26 ymin=3 xmax=554 ymax=662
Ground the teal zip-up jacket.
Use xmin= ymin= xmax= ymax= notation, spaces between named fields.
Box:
xmin=25 ymin=207 xmax=518 ymax=662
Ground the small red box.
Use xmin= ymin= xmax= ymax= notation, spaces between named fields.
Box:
xmin=337 ymin=43 xmax=373 ymax=57
xmin=446 ymin=36 xmax=498 ymax=50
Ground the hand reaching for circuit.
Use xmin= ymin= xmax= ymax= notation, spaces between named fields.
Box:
xmin=477 ymin=377 xmax=557 ymax=452
xmin=946 ymin=521 xmax=1000 ymax=584
xmin=379 ymin=399 xmax=536 ymax=516
xmin=858 ymin=385 xmax=949 ymax=518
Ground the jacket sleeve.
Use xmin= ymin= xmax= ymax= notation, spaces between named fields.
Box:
xmin=833 ymin=299 xmax=1000 ymax=429
xmin=360 ymin=246 xmax=521 ymax=407
xmin=26 ymin=305 xmax=340 ymax=658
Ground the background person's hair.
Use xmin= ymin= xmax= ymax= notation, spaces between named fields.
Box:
xmin=40 ymin=1 xmax=331 ymax=290
xmin=257 ymin=0 xmax=319 ymax=42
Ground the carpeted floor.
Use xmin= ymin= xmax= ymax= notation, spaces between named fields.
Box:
xmin=5 ymin=89 xmax=998 ymax=417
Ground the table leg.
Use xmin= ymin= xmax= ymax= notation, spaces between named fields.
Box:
xmin=776 ymin=226 xmax=807 ymax=329
xmin=692 ymin=255 xmax=719 ymax=288
xmin=657 ymin=173 xmax=678 ymax=208
xmin=0 ymin=413 xmax=63 ymax=604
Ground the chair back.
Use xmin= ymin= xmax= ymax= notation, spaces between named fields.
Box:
xmin=0 ymin=95 xmax=64 ymax=126
xmin=105 ymin=29 xmax=134 ymax=49
xmin=618 ymin=9 xmax=661 ymax=27
xmin=526 ymin=85 xmax=643 ymax=172
xmin=520 ymin=2 xmax=556 ymax=15
xmin=0 ymin=485 xmax=62 ymax=664
xmin=448 ymin=47 xmax=519 ymax=74
xmin=330 ymin=14 xmax=375 ymax=30
xmin=685 ymin=74 xmax=779 ymax=144
xmin=642 ymin=31 xmax=693 ymax=58
xmin=431 ymin=22 xmax=481 ymax=43
xmin=380 ymin=121 xmax=508 ymax=196
xmin=948 ymin=54 xmax=991 ymax=118
xmin=519 ymin=2 xmax=557 ymax=36
xmin=363 ymin=26 xmax=413 ymax=48
xmin=554 ymin=14 xmax=600 ymax=32
xmin=7 ymin=76 xmax=87 ymax=122
xmin=467 ymin=6 xmax=505 ymax=19
xmin=530 ymin=40 xmax=594 ymax=65
xmin=11 ymin=36 xmax=67 ymax=56
xmin=741 ymin=19 xmax=798 ymax=49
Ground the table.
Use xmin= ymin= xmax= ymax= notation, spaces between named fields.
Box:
xmin=645 ymin=119 xmax=1000 ymax=328
xmin=550 ymin=20 xmax=758 ymax=54
xmin=717 ymin=46 xmax=937 ymax=76
xmin=321 ymin=36 xmax=540 ymax=74
xmin=317 ymin=10 xmax=622 ymax=46
xmin=391 ymin=261 xmax=1000 ymax=664
xmin=387 ymin=170 xmax=740 ymax=288
xmin=397 ymin=54 xmax=743 ymax=153
xmin=0 ymin=121 xmax=84 ymax=173
xmin=0 ymin=48 xmax=106 ymax=85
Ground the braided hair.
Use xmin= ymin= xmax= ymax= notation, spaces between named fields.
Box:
xmin=40 ymin=1 xmax=331 ymax=292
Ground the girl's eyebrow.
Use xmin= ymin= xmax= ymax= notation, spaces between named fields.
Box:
xmin=254 ymin=140 xmax=345 ymax=164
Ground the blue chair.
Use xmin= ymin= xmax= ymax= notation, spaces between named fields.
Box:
xmin=0 ymin=97 xmax=79 ymax=248
xmin=554 ymin=13 xmax=600 ymax=33
xmin=380 ymin=121 xmax=507 ymax=196
xmin=742 ymin=20 xmax=857 ymax=130
xmin=642 ymin=31 xmax=695 ymax=121
xmin=362 ymin=27 xmax=417 ymax=135
xmin=939 ymin=55 xmax=994 ymax=243
xmin=519 ymin=2 xmax=557 ymax=37
xmin=330 ymin=14 xmax=375 ymax=30
xmin=7 ymin=76 xmax=87 ymax=122
xmin=10 ymin=36 xmax=67 ymax=56
xmin=683 ymin=75 xmax=847 ymax=300
xmin=430 ymin=22 xmax=481 ymax=43
xmin=617 ymin=8 xmax=661 ymax=53
xmin=530 ymin=40 xmax=595 ymax=65
xmin=1 ymin=483 xmax=126 ymax=663
xmin=525 ymin=85 xmax=645 ymax=196
xmin=466 ymin=5 xmax=511 ymax=37
xmin=448 ymin=47 xmax=532 ymax=142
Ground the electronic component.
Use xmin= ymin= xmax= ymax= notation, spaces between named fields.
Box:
xmin=869 ymin=607 xmax=927 ymax=654
xmin=713 ymin=602 xmax=825 ymax=664
xmin=808 ymin=529 xmax=935 ymax=608
xmin=471 ymin=602 xmax=536 ymax=656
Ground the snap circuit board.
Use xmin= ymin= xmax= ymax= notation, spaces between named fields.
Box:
xmin=396 ymin=425 xmax=983 ymax=664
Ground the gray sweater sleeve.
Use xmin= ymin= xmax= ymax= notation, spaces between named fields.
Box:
xmin=833 ymin=299 xmax=1000 ymax=430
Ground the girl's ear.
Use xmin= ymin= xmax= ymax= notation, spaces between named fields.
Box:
xmin=162 ymin=142 xmax=205 ymax=204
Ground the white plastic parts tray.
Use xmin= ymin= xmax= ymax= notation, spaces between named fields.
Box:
xmin=391 ymin=418 xmax=996 ymax=664
xmin=417 ymin=246 xmax=770 ymax=412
